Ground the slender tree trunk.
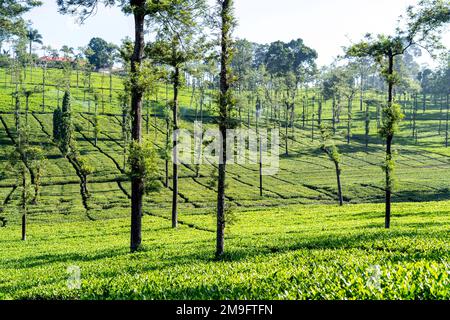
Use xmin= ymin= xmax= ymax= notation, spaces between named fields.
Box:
xmin=422 ymin=93 xmax=426 ymax=113
xmin=101 ymin=73 xmax=105 ymax=114
xmin=21 ymin=168 xmax=27 ymax=241
xmin=385 ymin=54 xmax=394 ymax=229
xmin=335 ymin=161 xmax=343 ymax=206
xmin=88 ymin=73 xmax=91 ymax=113
xmin=33 ymin=174 xmax=40 ymax=205
xmin=146 ymin=100 xmax=150 ymax=135
xmin=172 ymin=66 xmax=180 ymax=229
xmin=386 ymin=133 xmax=393 ymax=229
xmin=122 ymin=108 xmax=127 ymax=171
xmin=310 ymin=97 xmax=314 ymax=141
xmin=42 ymin=66 xmax=46 ymax=112
xmin=256 ymin=115 xmax=263 ymax=196
xmin=15 ymin=93 xmax=20 ymax=136
xmin=439 ymin=93 xmax=443 ymax=135
xmin=165 ymin=80 xmax=170 ymax=188
xmin=302 ymin=97 xmax=306 ymax=129
xmin=446 ymin=93 xmax=449 ymax=148
xmin=332 ymin=95 xmax=336 ymax=133
xmin=109 ymin=69 xmax=113 ymax=104
xmin=25 ymin=96 xmax=29 ymax=126
xmin=360 ymin=75 xmax=364 ymax=111
xmin=28 ymin=41 xmax=32 ymax=82
xmin=318 ymin=98 xmax=322 ymax=126
xmin=285 ymin=103 xmax=289 ymax=156
xmin=189 ymin=80 xmax=196 ymax=111
xmin=412 ymin=94 xmax=417 ymax=138
xmin=94 ymin=101 xmax=98 ymax=146
xmin=216 ymin=0 xmax=232 ymax=258
xmin=377 ymin=100 xmax=381 ymax=130
xmin=365 ymin=104 xmax=370 ymax=149
xmin=347 ymin=98 xmax=352 ymax=144
xmin=165 ymin=116 xmax=169 ymax=188
xmin=130 ymin=4 xmax=146 ymax=253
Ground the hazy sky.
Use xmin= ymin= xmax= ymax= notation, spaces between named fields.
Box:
xmin=24 ymin=0 xmax=449 ymax=67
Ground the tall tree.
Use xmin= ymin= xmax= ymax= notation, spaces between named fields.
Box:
xmin=338 ymin=63 xmax=358 ymax=145
xmin=264 ymin=39 xmax=317 ymax=135
xmin=216 ymin=0 xmax=235 ymax=258
xmin=58 ymin=0 xmax=205 ymax=252
xmin=320 ymin=125 xmax=343 ymax=206
xmin=146 ymin=4 xmax=208 ymax=228
xmin=85 ymin=37 xmax=116 ymax=71
xmin=60 ymin=91 xmax=73 ymax=156
xmin=26 ymin=28 xmax=43 ymax=81
xmin=347 ymin=0 xmax=449 ymax=228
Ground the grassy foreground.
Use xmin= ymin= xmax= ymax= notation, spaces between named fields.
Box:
xmin=0 ymin=201 xmax=448 ymax=300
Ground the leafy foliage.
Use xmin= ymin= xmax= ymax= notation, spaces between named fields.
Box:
xmin=379 ymin=103 xmax=405 ymax=139
xmin=0 ymin=0 xmax=42 ymax=36
xmin=127 ymin=138 xmax=161 ymax=194
xmin=85 ymin=37 xmax=117 ymax=71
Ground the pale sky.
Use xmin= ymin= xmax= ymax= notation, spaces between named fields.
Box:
xmin=23 ymin=0 xmax=449 ymax=67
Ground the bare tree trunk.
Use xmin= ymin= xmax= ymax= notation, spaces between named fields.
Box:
xmin=285 ymin=103 xmax=289 ymax=156
xmin=146 ymin=100 xmax=150 ymax=135
xmin=332 ymin=95 xmax=336 ymax=133
xmin=385 ymin=133 xmax=393 ymax=229
xmin=109 ymin=69 xmax=113 ymax=104
xmin=317 ymin=98 xmax=322 ymax=126
xmin=101 ymin=73 xmax=105 ymax=114
xmin=311 ymin=97 xmax=315 ymax=142
xmin=165 ymin=116 xmax=169 ymax=188
xmin=422 ymin=93 xmax=426 ymax=113
xmin=335 ymin=161 xmax=343 ymax=206
xmin=122 ymin=108 xmax=127 ymax=172
xmin=21 ymin=168 xmax=27 ymax=241
xmin=439 ymin=93 xmax=443 ymax=135
xmin=29 ymin=41 xmax=32 ymax=83
xmin=359 ymin=75 xmax=364 ymax=111
xmin=365 ymin=104 xmax=370 ymax=149
xmin=256 ymin=115 xmax=262 ymax=196
xmin=412 ymin=94 xmax=417 ymax=139
xmin=130 ymin=3 xmax=146 ymax=253
xmin=172 ymin=66 xmax=180 ymax=229
xmin=385 ymin=54 xmax=394 ymax=229
xmin=446 ymin=93 xmax=449 ymax=148
xmin=88 ymin=73 xmax=91 ymax=113
xmin=302 ymin=97 xmax=306 ymax=129
xmin=347 ymin=98 xmax=352 ymax=144
xmin=25 ymin=96 xmax=29 ymax=126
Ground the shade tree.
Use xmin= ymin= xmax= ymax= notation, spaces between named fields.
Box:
xmin=347 ymin=0 xmax=450 ymax=228
xmin=145 ymin=0 xmax=208 ymax=229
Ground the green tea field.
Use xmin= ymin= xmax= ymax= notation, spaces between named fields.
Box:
xmin=0 ymin=64 xmax=449 ymax=300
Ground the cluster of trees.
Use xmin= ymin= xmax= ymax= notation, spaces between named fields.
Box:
xmin=1 ymin=0 xmax=120 ymax=114
xmin=346 ymin=0 xmax=449 ymax=228
xmin=1 ymin=0 xmax=448 ymax=257
xmin=54 ymin=0 xmax=238 ymax=257
xmin=1 ymin=0 xmax=46 ymax=237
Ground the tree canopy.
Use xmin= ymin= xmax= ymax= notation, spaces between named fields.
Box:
xmin=0 ymin=0 xmax=42 ymax=36
xmin=86 ymin=37 xmax=117 ymax=70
